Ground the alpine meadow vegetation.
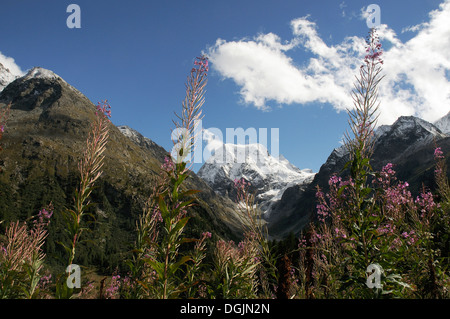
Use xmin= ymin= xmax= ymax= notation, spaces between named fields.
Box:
xmin=0 ymin=30 xmax=448 ymax=299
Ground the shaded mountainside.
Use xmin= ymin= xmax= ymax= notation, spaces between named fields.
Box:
xmin=268 ymin=115 xmax=450 ymax=238
xmin=0 ymin=67 xmax=242 ymax=273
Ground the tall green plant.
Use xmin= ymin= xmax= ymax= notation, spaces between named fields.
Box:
xmin=57 ymin=101 xmax=111 ymax=298
xmin=233 ymin=177 xmax=278 ymax=298
xmin=301 ymin=29 xmax=412 ymax=298
xmin=128 ymin=56 xmax=208 ymax=299
xmin=0 ymin=207 xmax=53 ymax=299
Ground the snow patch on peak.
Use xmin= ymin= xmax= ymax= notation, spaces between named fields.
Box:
xmin=391 ymin=116 xmax=447 ymax=143
xmin=434 ymin=111 xmax=450 ymax=135
xmin=23 ymin=67 xmax=60 ymax=81
xmin=397 ymin=116 xmax=441 ymax=134
xmin=117 ymin=125 xmax=139 ymax=139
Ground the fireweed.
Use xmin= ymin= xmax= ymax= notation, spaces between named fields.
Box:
xmin=406 ymin=148 xmax=450 ymax=298
xmin=299 ymin=28 xmax=410 ymax=298
xmin=299 ymin=29 xmax=449 ymax=298
xmin=212 ymin=233 xmax=261 ymax=298
xmin=0 ymin=205 xmax=53 ymax=299
xmin=209 ymin=178 xmax=261 ymax=299
xmin=231 ymin=177 xmax=278 ymax=299
xmin=126 ymin=56 xmax=208 ymax=299
xmin=57 ymin=100 xmax=111 ymax=298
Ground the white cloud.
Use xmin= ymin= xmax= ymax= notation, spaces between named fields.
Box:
xmin=401 ymin=23 xmax=425 ymax=34
xmin=208 ymin=17 xmax=361 ymax=112
xmin=207 ymin=0 xmax=450 ymax=125
xmin=0 ymin=51 xmax=25 ymax=77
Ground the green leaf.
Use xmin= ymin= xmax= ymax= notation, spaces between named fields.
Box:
xmin=177 ymin=198 xmax=195 ymax=210
xmin=146 ymin=259 xmax=165 ymax=279
xmin=169 ymin=217 xmax=190 ymax=240
xmin=169 ymin=255 xmax=192 ymax=276
xmin=360 ymin=187 xmax=373 ymax=198
xmin=158 ymin=195 xmax=170 ymax=222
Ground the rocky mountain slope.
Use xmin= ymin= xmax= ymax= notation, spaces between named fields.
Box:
xmin=0 ymin=67 xmax=242 ymax=272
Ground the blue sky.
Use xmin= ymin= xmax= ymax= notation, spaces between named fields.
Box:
xmin=1 ymin=0 xmax=449 ymax=173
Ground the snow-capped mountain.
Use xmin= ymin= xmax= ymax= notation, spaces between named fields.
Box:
xmin=327 ymin=115 xmax=448 ymax=167
xmin=435 ymin=111 xmax=450 ymax=134
xmin=0 ymin=62 xmax=20 ymax=92
xmin=197 ymin=143 xmax=315 ymax=219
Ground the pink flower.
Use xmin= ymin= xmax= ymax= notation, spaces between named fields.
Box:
xmin=328 ymin=175 xmax=341 ymax=186
xmin=202 ymin=231 xmax=212 ymax=239
xmin=152 ymin=208 xmax=163 ymax=223
xmin=162 ymin=156 xmax=175 ymax=172
xmin=363 ymin=29 xmax=383 ymax=65
xmin=96 ymin=100 xmax=112 ymax=118
xmin=38 ymin=209 xmax=53 ymax=220
xmin=434 ymin=147 xmax=444 ymax=159
xmin=194 ymin=56 xmax=209 ymax=73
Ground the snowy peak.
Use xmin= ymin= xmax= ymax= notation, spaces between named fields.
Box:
xmin=0 ymin=62 xmax=20 ymax=92
xmin=117 ymin=125 xmax=143 ymax=142
xmin=22 ymin=67 xmax=60 ymax=81
xmin=434 ymin=111 xmax=450 ymax=135
xmin=329 ymin=115 xmax=447 ymax=167
xmin=200 ymin=143 xmax=313 ymax=185
xmin=198 ymin=143 xmax=315 ymax=218
xmin=385 ymin=116 xmax=447 ymax=155
xmin=394 ymin=116 xmax=445 ymax=137
xmin=205 ymin=143 xmax=269 ymax=166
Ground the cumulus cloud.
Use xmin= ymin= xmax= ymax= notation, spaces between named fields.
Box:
xmin=207 ymin=0 xmax=450 ymax=125
xmin=0 ymin=51 xmax=25 ymax=77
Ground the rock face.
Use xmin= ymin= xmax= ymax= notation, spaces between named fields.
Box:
xmin=0 ymin=67 xmax=242 ymax=271
xmin=267 ymin=115 xmax=450 ymax=239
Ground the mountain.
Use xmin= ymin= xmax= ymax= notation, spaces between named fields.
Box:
xmin=267 ymin=114 xmax=450 ymax=238
xmin=0 ymin=62 xmax=20 ymax=92
xmin=0 ymin=66 xmax=242 ymax=272
xmin=197 ymin=142 xmax=315 ymax=221
xmin=117 ymin=125 xmax=168 ymax=163
xmin=435 ymin=111 xmax=450 ymax=134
